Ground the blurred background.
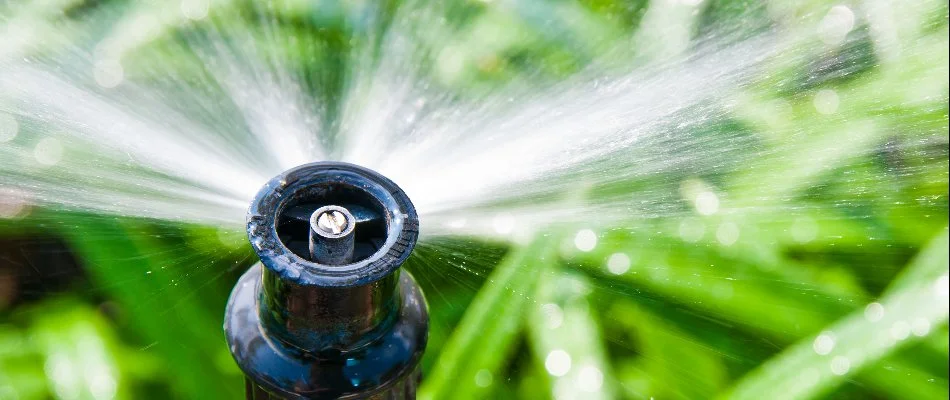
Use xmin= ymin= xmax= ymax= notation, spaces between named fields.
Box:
xmin=1 ymin=0 xmax=948 ymax=399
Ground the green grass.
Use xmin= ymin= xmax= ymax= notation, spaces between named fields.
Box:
xmin=1 ymin=0 xmax=948 ymax=399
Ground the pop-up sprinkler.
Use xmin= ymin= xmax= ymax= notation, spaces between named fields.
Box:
xmin=224 ymin=162 xmax=427 ymax=399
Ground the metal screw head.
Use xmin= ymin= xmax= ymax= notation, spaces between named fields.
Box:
xmin=316 ymin=210 xmax=349 ymax=235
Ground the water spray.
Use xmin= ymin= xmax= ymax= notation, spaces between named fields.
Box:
xmin=224 ymin=162 xmax=427 ymax=399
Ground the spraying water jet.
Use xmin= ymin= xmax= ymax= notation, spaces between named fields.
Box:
xmin=224 ymin=161 xmax=427 ymax=399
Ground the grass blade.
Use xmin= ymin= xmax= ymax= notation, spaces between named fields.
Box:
xmin=725 ymin=228 xmax=949 ymax=400
xmin=527 ymin=271 xmax=617 ymax=400
xmin=418 ymin=234 xmax=557 ymax=400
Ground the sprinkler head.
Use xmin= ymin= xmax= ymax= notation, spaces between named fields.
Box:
xmin=224 ymin=162 xmax=427 ymax=399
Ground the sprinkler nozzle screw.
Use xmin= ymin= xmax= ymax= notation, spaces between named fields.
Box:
xmin=309 ymin=205 xmax=356 ymax=265
xmin=316 ymin=210 xmax=349 ymax=235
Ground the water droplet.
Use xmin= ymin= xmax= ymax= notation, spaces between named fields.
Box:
xmin=577 ymin=365 xmax=604 ymax=392
xmin=813 ymin=89 xmax=840 ymax=114
xmin=813 ymin=331 xmax=836 ymax=355
xmin=935 ymin=274 xmax=948 ymax=299
xmin=574 ymin=229 xmax=597 ymax=252
xmin=545 ymin=350 xmax=572 ymax=377
xmin=606 ymin=253 xmax=631 ymax=275
xmin=474 ymin=369 xmax=493 ymax=387
xmin=89 ymin=369 xmax=117 ymax=400
xmin=830 ymin=356 xmax=850 ymax=375
xmin=680 ymin=179 xmax=719 ymax=215
xmin=94 ymin=59 xmax=124 ymax=88
xmin=864 ymin=302 xmax=884 ymax=322
xmin=817 ymin=5 xmax=856 ymax=45
xmin=890 ymin=320 xmax=910 ymax=341
xmin=695 ymin=191 xmax=719 ymax=215
xmin=33 ymin=137 xmax=63 ymax=166
xmin=716 ymin=222 xmax=740 ymax=246
xmin=911 ymin=318 xmax=931 ymax=337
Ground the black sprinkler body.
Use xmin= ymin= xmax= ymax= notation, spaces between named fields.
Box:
xmin=224 ymin=162 xmax=427 ymax=399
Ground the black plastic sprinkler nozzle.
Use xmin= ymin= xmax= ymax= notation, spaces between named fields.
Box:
xmin=224 ymin=162 xmax=427 ymax=399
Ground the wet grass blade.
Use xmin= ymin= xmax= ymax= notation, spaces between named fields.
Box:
xmin=608 ymin=300 xmax=729 ymax=399
xmin=724 ymin=228 xmax=949 ymax=400
xmin=527 ymin=270 xmax=617 ymax=400
xmin=418 ymin=234 xmax=557 ymax=400
xmin=569 ymin=226 xmax=946 ymax=398
xmin=62 ymin=217 xmax=243 ymax=399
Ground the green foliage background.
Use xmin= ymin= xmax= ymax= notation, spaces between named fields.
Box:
xmin=1 ymin=0 xmax=948 ymax=399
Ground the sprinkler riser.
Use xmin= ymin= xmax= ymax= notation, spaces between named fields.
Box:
xmin=227 ymin=264 xmax=425 ymax=399
xmin=224 ymin=162 xmax=426 ymax=399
